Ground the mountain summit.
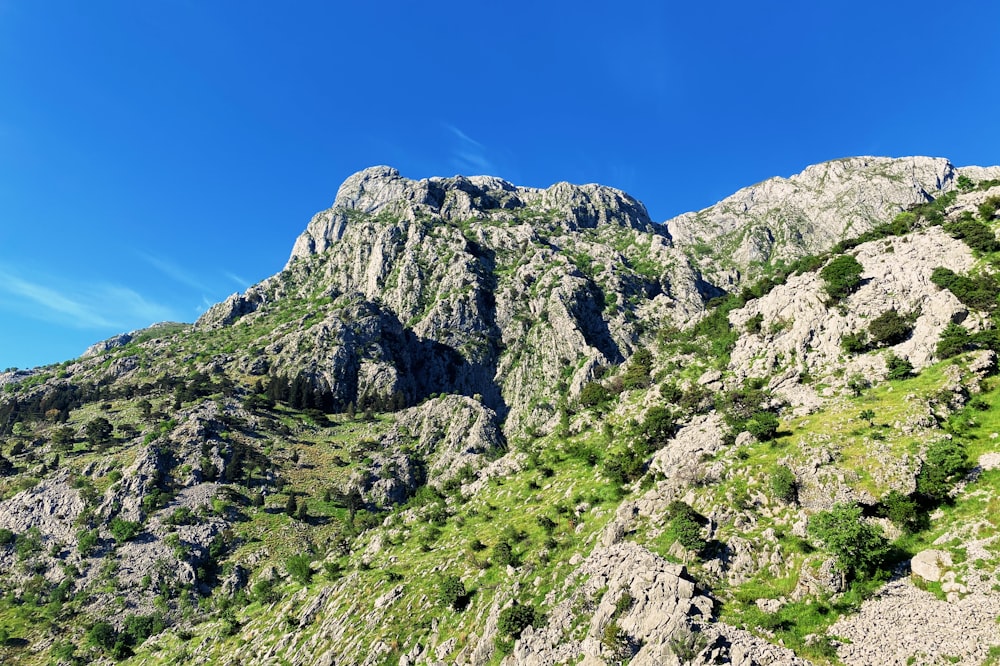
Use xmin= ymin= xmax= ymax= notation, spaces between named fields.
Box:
xmin=2 ymin=157 xmax=1000 ymax=665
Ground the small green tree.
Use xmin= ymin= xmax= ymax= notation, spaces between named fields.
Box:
xmin=885 ymin=353 xmax=914 ymax=380
xmin=868 ymin=309 xmax=912 ymax=347
xmin=579 ymin=381 xmax=611 ymax=408
xmin=820 ymin=255 xmax=864 ymax=301
xmin=807 ymin=503 xmax=889 ymax=581
xmin=878 ymin=489 xmax=922 ymax=533
xmin=438 ymin=574 xmax=467 ymax=610
xmin=85 ymin=417 xmax=114 ymax=450
xmin=51 ymin=426 xmax=76 ymax=451
xmin=667 ymin=501 xmax=706 ymax=552
xmin=497 ymin=601 xmax=535 ymax=640
xmin=937 ymin=322 xmax=972 ymax=359
xmin=859 ymin=409 xmax=876 ymax=427
xmin=286 ymin=554 xmax=313 ymax=585
xmin=769 ymin=467 xmax=797 ymax=503
xmin=847 ymin=373 xmax=870 ymax=396
xmin=492 ymin=541 xmax=516 ymax=568
xmin=746 ymin=411 xmax=780 ymax=441
xmin=109 ymin=517 xmax=142 ymax=543
xmin=916 ymin=438 xmax=968 ymax=502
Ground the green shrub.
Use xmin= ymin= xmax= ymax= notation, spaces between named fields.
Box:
xmin=109 ymin=517 xmax=142 ymax=543
xmin=930 ymin=267 xmax=999 ymax=312
xmin=497 ymin=601 xmax=535 ymax=640
xmin=286 ymin=554 xmax=314 ymax=585
xmin=978 ymin=195 xmax=1000 ymax=221
xmin=868 ymin=309 xmax=912 ymax=347
xmin=77 ymin=528 xmax=99 ymax=556
xmin=667 ymin=501 xmax=706 ymax=552
xmin=807 ymin=503 xmax=889 ymax=582
xmin=936 ymin=322 xmax=972 ymax=359
xmin=579 ymin=381 xmax=611 ymax=408
xmin=746 ymin=412 xmax=780 ymax=441
xmin=492 ymin=541 xmax=516 ymax=568
xmin=820 ymin=255 xmax=864 ymax=301
xmin=638 ymin=406 xmax=674 ymax=450
xmin=878 ymin=490 xmax=922 ymax=532
xmin=0 ymin=528 xmax=14 ymax=546
xmin=622 ymin=348 xmax=653 ymax=389
xmin=916 ymin=439 xmax=968 ymax=503
xmin=770 ymin=467 xmax=797 ymax=503
xmin=885 ymin=353 xmax=914 ymax=380
xmin=847 ymin=373 xmax=870 ymax=396
xmin=745 ymin=313 xmax=764 ymax=334
xmin=841 ymin=331 xmax=868 ymax=354
xmin=438 ymin=574 xmax=467 ymax=610
xmin=943 ymin=216 xmax=1000 ymax=253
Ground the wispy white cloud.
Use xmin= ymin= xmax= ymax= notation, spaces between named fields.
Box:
xmin=222 ymin=271 xmax=249 ymax=289
xmin=0 ymin=267 xmax=177 ymax=330
xmin=138 ymin=252 xmax=212 ymax=292
xmin=443 ymin=123 xmax=497 ymax=176
xmin=444 ymin=123 xmax=485 ymax=149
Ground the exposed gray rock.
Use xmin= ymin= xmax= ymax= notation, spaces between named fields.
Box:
xmin=666 ymin=156 xmax=1000 ymax=288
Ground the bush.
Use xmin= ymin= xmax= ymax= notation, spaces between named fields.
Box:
xmin=930 ymin=267 xmax=999 ymax=312
xmin=622 ymin=348 xmax=653 ymax=390
xmin=746 ymin=412 xmax=780 ymax=441
xmin=916 ymin=438 xmax=968 ymax=503
xmin=745 ymin=313 xmax=764 ymax=334
xmin=885 ymin=353 xmax=914 ymax=380
xmin=77 ymin=528 xmax=99 ymax=556
xmin=936 ymin=322 xmax=972 ymax=359
xmin=492 ymin=541 xmax=516 ymax=568
xmin=497 ymin=602 xmax=535 ymax=639
xmin=85 ymin=417 xmax=114 ymax=450
xmin=867 ymin=309 xmax=912 ymax=347
xmin=807 ymin=503 xmax=889 ymax=581
xmin=770 ymin=467 xmax=797 ymax=503
xmin=638 ymin=406 xmax=674 ymax=450
xmin=667 ymin=501 xmax=706 ymax=552
xmin=820 ymin=255 xmax=864 ymax=301
xmin=841 ymin=331 xmax=868 ymax=354
xmin=847 ymin=373 xmax=870 ymax=396
xmin=978 ymin=195 xmax=1000 ymax=221
xmin=439 ymin=575 xmax=467 ymax=610
xmin=109 ymin=517 xmax=142 ymax=543
xmin=943 ymin=216 xmax=1000 ymax=253
xmin=878 ymin=490 xmax=922 ymax=533
xmin=286 ymin=554 xmax=313 ymax=585
xmin=579 ymin=381 xmax=611 ymax=408
xmin=0 ymin=528 xmax=14 ymax=546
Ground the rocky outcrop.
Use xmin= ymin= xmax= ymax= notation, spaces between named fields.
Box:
xmin=666 ymin=156 xmax=1000 ymax=287
xmin=829 ymin=578 xmax=1000 ymax=666
xmin=728 ymin=226 xmax=981 ymax=399
xmin=509 ymin=541 xmax=714 ymax=665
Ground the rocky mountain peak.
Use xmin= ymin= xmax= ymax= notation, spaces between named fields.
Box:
xmin=288 ymin=168 xmax=657 ymax=265
xmin=666 ymin=155 xmax=1000 ymax=287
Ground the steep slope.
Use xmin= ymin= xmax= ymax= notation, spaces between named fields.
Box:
xmin=197 ymin=166 xmax=709 ymax=436
xmin=667 ymin=156 xmax=1000 ymax=288
xmin=0 ymin=160 xmax=999 ymax=666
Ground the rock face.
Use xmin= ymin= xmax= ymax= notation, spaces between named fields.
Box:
xmin=198 ymin=166 xmax=707 ymax=436
xmin=666 ymin=156 xmax=1000 ymax=287
xmin=728 ymin=225 xmax=981 ymax=392
xmin=4 ymin=157 xmax=1000 ymax=666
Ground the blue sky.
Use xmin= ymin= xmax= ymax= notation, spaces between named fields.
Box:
xmin=2 ymin=1 xmax=999 ymax=370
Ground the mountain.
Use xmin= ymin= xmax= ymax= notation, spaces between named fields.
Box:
xmin=1 ymin=157 xmax=1000 ymax=666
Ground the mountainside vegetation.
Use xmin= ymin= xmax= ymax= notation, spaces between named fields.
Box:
xmin=2 ymin=158 xmax=1000 ymax=665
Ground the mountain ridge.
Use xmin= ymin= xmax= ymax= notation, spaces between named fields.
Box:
xmin=2 ymin=156 xmax=1000 ymax=665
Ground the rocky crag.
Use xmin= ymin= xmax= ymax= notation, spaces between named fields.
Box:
xmin=1 ymin=157 xmax=1000 ymax=666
